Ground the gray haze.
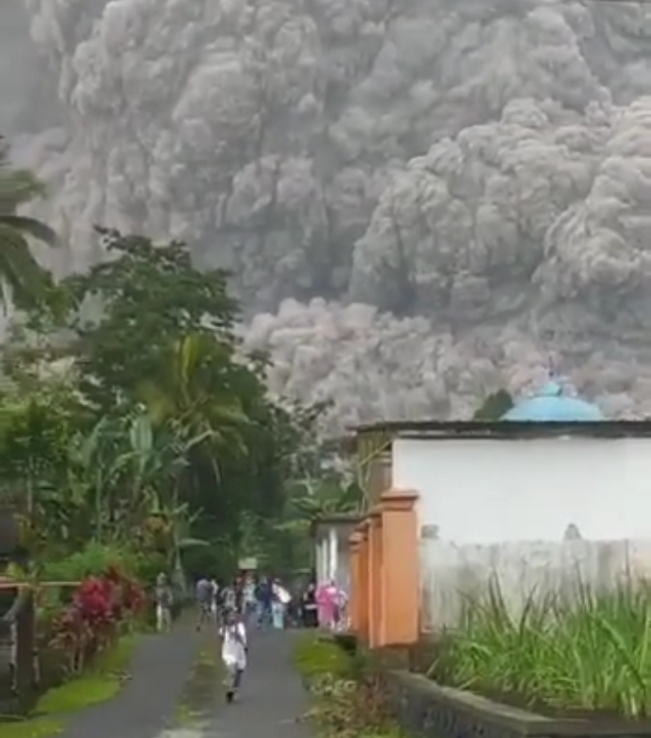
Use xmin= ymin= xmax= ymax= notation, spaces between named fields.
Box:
xmin=1 ymin=0 xmax=651 ymax=433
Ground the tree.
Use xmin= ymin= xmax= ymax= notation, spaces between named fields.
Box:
xmin=63 ymin=228 xmax=238 ymax=407
xmin=473 ymin=389 xmax=514 ymax=420
xmin=0 ymin=137 xmax=58 ymax=309
xmin=57 ymin=228 xmax=310 ymax=577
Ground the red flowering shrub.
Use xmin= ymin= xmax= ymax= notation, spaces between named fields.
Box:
xmin=49 ymin=564 xmax=145 ymax=674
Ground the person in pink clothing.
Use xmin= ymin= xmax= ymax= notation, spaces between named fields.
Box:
xmin=316 ymin=580 xmax=338 ymax=630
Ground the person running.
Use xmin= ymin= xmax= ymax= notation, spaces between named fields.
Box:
xmin=195 ymin=576 xmax=213 ymax=631
xmin=220 ymin=609 xmax=248 ymax=703
xmin=155 ymin=572 xmax=173 ymax=633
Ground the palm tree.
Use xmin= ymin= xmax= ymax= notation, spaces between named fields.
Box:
xmin=0 ymin=136 xmax=58 ymax=309
xmin=138 ymin=332 xmax=250 ymax=459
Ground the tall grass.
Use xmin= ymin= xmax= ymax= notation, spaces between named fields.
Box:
xmin=427 ymin=578 xmax=651 ymax=719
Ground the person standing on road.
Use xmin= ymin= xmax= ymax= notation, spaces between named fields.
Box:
xmin=209 ymin=577 xmax=219 ymax=620
xmin=155 ymin=572 xmax=173 ymax=633
xmin=243 ymin=575 xmax=257 ymax=627
xmin=256 ymin=577 xmax=273 ymax=629
xmin=301 ymin=582 xmax=318 ymax=628
xmin=195 ymin=575 xmax=213 ymax=631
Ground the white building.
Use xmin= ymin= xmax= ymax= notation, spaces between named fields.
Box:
xmin=356 ymin=381 xmax=651 ymax=630
xmin=312 ymin=514 xmax=362 ymax=590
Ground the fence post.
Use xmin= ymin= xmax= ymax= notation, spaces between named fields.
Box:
xmin=380 ymin=489 xmax=419 ymax=647
xmin=15 ymin=588 xmax=35 ymax=713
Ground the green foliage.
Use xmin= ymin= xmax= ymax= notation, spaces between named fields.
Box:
xmin=39 ymin=542 xmax=165 ymax=586
xmin=427 ymin=579 xmax=651 ymax=718
xmin=63 ymin=228 xmax=237 ymax=407
xmin=472 ymin=389 xmax=514 ymax=420
xmin=0 ymin=137 xmax=59 ymax=311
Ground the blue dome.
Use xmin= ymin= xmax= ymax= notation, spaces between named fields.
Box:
xmin=501 ymin=381 xmax=604 ymax=422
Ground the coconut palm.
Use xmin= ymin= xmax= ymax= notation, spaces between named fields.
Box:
xmin=0 ymin=136 xmax=58 ymax=308
xmin=137 ymin=332 xmax=251 ymax=478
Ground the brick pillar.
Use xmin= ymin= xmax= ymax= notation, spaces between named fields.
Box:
xmin=368 ymin=506 xmax=383 ymax=649
xmin=380 ymin=489 xmax=419 ymax=647
xmin=357 ymin=523 xmax=370 ymax=643
xmin=348 ymin=532 xmax=362 ymax=634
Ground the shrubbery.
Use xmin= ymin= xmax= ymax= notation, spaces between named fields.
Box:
xmin=293 ymin=634 xmax=400 ymax=738
xmin=427 ymin=580 xmax=651 ymax=719
xmin=48 ymin=563 xmax=145 ymax=675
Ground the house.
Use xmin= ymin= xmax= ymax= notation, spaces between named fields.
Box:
xmin=346 ymin=380 xmax=651 ymax=648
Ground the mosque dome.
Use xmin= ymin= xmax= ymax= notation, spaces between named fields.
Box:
xmin=501 ymin=381 xmax=604 ymax=422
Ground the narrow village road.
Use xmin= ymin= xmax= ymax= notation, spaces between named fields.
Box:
xmin=160 ymin=629 xmax=313 ymax=738
xmin=60 ymin=620 xmax=312 ymax=738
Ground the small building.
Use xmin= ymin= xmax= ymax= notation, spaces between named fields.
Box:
xmin=312 ymin=513 xmax=363 ymax=590
xmin=345 ymin=380 xmax=651 ymax=648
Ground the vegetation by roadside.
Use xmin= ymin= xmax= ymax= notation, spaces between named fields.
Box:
xmin=426 ymin=579 xmax=651 ymax=719
xmin=293 ymin=633 xmax=402 ymax=738
xmin=0 ymin=633 xmax=140 ymax=738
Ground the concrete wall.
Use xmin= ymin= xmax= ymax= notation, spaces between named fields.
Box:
xmin=388 ymin=435 xmax=651 ymax=630
xmin=420 ymin=537 xmax=651 ymax=630
xmin=392 ymin=436 xmax=651 ymax=543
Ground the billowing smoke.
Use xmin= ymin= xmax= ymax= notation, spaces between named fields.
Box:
xmin=3 ymin=0 xmax=651 ymax=429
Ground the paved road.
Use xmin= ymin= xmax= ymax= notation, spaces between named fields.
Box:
xmin=61 ymin=623 xmax=200 ymax=738
xmin=61 ymin=623 xmax=313 ymax=738
xmin=192 ymin=629 xmax=313 ymax=738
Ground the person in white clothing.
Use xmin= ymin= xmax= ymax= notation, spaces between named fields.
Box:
xmin=220 ymin=609 xmax=248 ymax=702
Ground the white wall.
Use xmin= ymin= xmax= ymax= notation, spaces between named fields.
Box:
xmin=420 ymin=537 xmax=651 ymax=630
xmin=392 ymin=436 xmax=651 ymax=544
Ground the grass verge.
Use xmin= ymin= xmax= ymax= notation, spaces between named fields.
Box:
xmin=0 ymin=634 xmax=140 ymax=738
xmin=294 ymin=632 xmax=402 ymax=738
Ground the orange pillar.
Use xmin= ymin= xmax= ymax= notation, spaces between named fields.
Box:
xmin=379 ymin=489 xmax=419 ymax=647
xmin=368 ymin=506 xmax=383 ymax=649
xmin=357 ymin=523 xmax=370 ymax=643
xmin=348 ymin=532 xmax=362 ymax=633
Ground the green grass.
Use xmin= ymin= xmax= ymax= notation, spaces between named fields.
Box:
xmin=35 ymin=635 xmax=139 ymax=717
xmin=0 ymin=634 xmax=141 ymax=738
xmin=293 ymin=633 xmax=353 ymax=681
xmin=428 ymin=579 xmax=651 ymax=719
xmin=0 ymin=718 xmax=62 ymax=738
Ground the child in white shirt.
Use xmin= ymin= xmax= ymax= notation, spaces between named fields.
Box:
xmin=220 ymin=610 xmax=247 ymax=702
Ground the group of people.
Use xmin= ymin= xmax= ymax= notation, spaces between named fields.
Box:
xmin=152 ymin=571 xmax=349 ymax=703
xmin=194 ymin=574 xmax=292 ymax=631
xmin=299 ymin=579 xmax=348 ymax=631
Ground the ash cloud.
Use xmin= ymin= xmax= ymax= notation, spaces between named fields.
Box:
xmin=3 ymin=0 xmax=651 ymax=429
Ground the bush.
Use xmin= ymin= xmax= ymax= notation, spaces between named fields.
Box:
xmin=40 ymin=542 xmax=166 ymax=586
xmin=48 ymin=565 xmax=145 ymax=675
xmin=427 ymin=580 xmax=651 ymax=719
